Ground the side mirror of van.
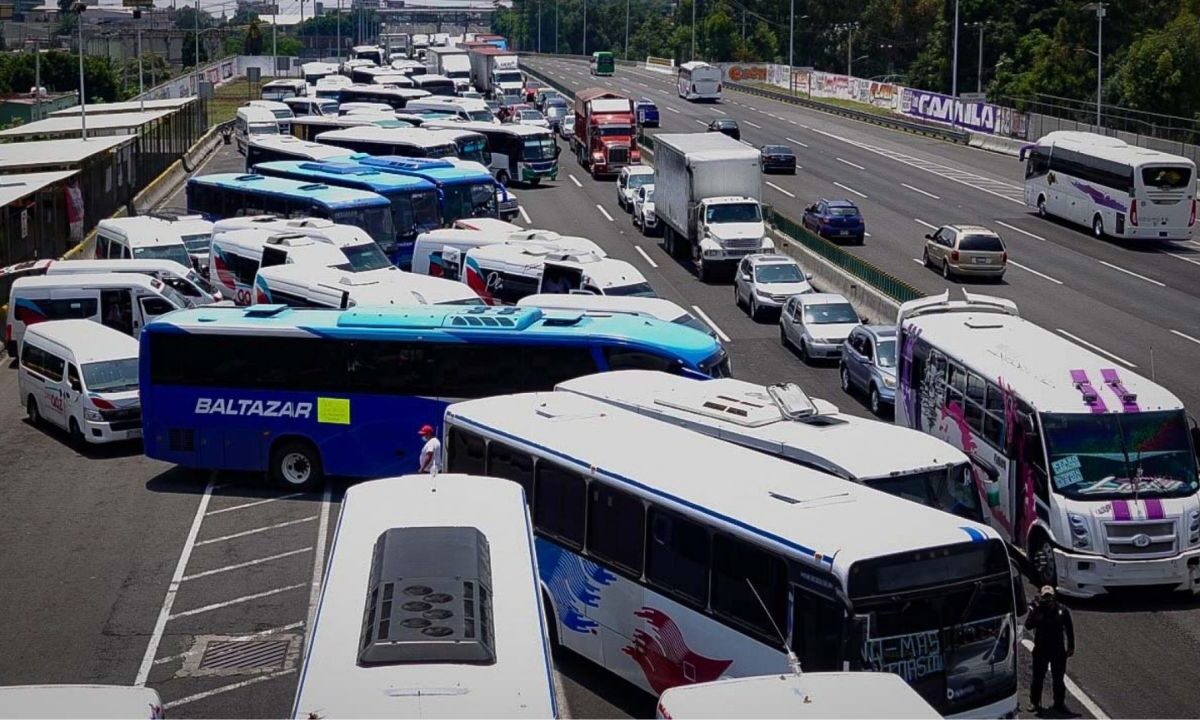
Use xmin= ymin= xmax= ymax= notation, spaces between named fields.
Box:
xmin=924 ymin=233 xmax=933 ymax=240
xmin=1191 ymin=426 xmax=1200 ymax=461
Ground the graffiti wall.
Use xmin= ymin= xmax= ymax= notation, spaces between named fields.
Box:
xmin=900 ymin=87 xmax=1028 ymax=137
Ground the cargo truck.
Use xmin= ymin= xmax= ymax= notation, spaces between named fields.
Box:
xmin=425 ymin=47 xmax=472 ymax=92
xmin=653 ymin=132 xmax=773 ymax=280
xmin=571 ymin=88 xmax=638 ymax=179
xmin=467 ymin=47 xmax=523 ymax=101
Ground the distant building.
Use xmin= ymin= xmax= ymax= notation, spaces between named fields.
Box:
xmin=0 ymin=91 xmax=77 ymax=126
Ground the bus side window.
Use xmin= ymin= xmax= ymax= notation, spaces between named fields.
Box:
xmin=645 ymin=507 xmax=709 ymax=607
xmin=533 ymin=462 xmax=586 ymax=550
xmin=96 ymin=235 xmax=111 ymax=259
xmin=1025 ymin=147 xmax=1050 ymax=179
xmin=485 ymin=440 xmax=535 ymax=505
xmin=586 ymin=482 xmax=645 ymax=576
xmin=445 ymin=426 xmax=486 ymax=474
xmin=711 ymin=534 xmax=788 ymax=643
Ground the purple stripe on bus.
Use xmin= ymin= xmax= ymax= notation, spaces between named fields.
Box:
xmin=1144 ymin=498 xmax=1165 ymax=520
xmin=1069 ymin=369 xmax=1108 ymax=414
xmin=1112 ymin=500 xmax=1132 ymax=522
xmin=1100 ymin=368 xmax=1140 ymax=413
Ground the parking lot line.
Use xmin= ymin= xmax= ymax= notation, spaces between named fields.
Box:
xmin=180 ymin=547 xmax=313 ymax=582
xmin=205 ymin=493 xmax=303 ymax=517
xmin=168 ymin=582 xmax=308 ymax=620
xmin=162 ymin=668 xmax=297 ymax=711
xmin=194 ymin=516 xmax=319 ymax=547
xmin=305 ymin=486 xmax=333 ymax=638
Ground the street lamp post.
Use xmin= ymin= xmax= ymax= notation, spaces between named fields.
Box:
xmin=1083 ymin=2 xmax=1106 ymax=126
xmin=193 ymin=0 xmax=200 ymax=95
xmin=136 ymin=11 xmax=144 ymax=112
xmin=555 ymin=0 xmax=559 ymax=53
xmin=73 ymin=1 xmax=87 ymax=139
xmin=538 ymin=1 xmax=543 ymax=54
xmin=964 ymin=21 xmax=987 ymax=94
xmin=691 ymin=0 xmax=696 ymax=61
xmin=950 ymin=0 xmax=959 ymax=98
xmin=624 ymin=0 xmax=629 ymax=61
xmin=582 ymin=0 xmax=586 ymax=56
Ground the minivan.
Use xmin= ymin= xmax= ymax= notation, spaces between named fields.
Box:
xmin=95 ymin=216 xmax=196 ymax=270
xmin=235 ymin=106 xmax=281 ymax=154
xmin=44 ymin=259 xmax=221 ymax=306
xmin=246 ymin=100 xmax=295 ymax=135
xmin=6 ymin=273 xmax=187 ymax=355
xmin=18 ymin=319 xmax=142 ymax=445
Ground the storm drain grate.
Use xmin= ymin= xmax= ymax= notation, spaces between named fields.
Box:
xmin=198 ymin=639 xmax=290 ymax=671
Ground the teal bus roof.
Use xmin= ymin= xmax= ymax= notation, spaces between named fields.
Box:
xmin=356 ymin=156 xmax=493 ymax=186
xmin=252 ymin=161 xmax=438 ymax=196
xmin=188 ymin=173 xmax=391 ymax=209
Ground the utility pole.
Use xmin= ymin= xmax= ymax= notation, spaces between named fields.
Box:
xmin=788 ymin=0 xmax=793 ymax=91
xmin=538 ymin=0 xmax=542 ymax=53
xmin=847 ymin=26 xmax=852 ymax=75
xmin=33 ymin=39 xmax=41 ymax=121
xmin=624 ymin=0 xmax=629 ymax=61
xmin=193 ymin=0 xmax=200 ymax=95
xmin=1093 ymin=2 xmax=1105 ymax=126
xmin=136 ymin=11 xmax=144 ymax=112
xmin=691 ymin=0 xmax=696 ymax=60
xmin=74 ymin=2 xmax=87 ymax=139
xmin=555 ymin=0 xmax=559 ymax=54
xmin=950 ymin=0 xmax=959 ymax=97
xmin=581 ymin=0 xmax=586 ymax=56
xmin=974 ymin=22 xmax=985 ymax=93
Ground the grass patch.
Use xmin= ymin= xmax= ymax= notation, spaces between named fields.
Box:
xmin=207 ymin=78 xmax=264 ymax=126
xmin=744 ymin=82 xmax=895 ymax=117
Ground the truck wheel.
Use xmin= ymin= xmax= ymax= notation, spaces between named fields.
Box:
xmin=698 ymin=260 xmax=709 ymax=282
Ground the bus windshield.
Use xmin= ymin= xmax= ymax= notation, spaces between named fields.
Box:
xmin=331 ymin=206 xmax=394 ymax=249
xmin=134 ymin=244 xmax=192 ymax=268
xmin=865 ymin=464 xmax=983 ymax=523
xmin=604 ymin=282 xmax=656 ymax=297
xmin=521 ymin=135 xmax=557 ymax=162
xmin=82 ymin=358 xmax=139 ymax=393
xmin=456 ymin=137 xmax=490 ymax=164
xmin=1042 ymin=410 xmax=1199 ymax=499
xmin=442 ymin=181 xmax=497 ymax=221
xmin=1141 ymin=165 xmax=1192 ymax=189
xmin=393 ymin=189 xmax=441 ymax=238
xmin=180 ymin=233 xmax=211 ymax=254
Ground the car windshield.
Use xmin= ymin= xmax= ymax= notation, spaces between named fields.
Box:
xmin=598 ymin=125 xmax=632 ymax=137
xmin=133 ymin=243 xmax=192 ymax=267
xmin=334 ymin=242 xmax=392 ymax=272
xmin=1042 ymin=410 xmax=1199 ymax=500
xmin=804 ymin=302 xmax=858 ymax=324
xmin=520 ymin=110 xmax=544 ymax=121
xmin=627 ymin=173 xmax=653 ymax=189
xmin=180 ymin=233 xmax=210 ymax=254
xmin=829 ymin=206 xmax=860 ymax=217
xmin=754 ymin=263 xmax=804 ymax=283
xmin=522 ymin=135 xmax=557 ymax=161
xmin=958 ymin=234 xmax=1004 ymax=252
xmin=1141 ymin=166 xmax=1192 ymax=189
xmin=875 ymin=339 xmax=897 ymax=368
xmin=604 ymin=282 xmax=657 ymax=298
xmin=81 ymin=358 xmax=139 ymax=393
xmin=705 ymin=202 xmax=761 ymax=223
xmin=468 ymin=110 xmax=494 ymax=122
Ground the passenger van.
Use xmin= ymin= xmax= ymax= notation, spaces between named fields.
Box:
xmin=517 ymin=293 xmax=716 ymax=338
xmin=95 ymin=216 xmax=195 ymax=270
xmin=235 ymin=105 xmax=281 ymax=153
xmin=412 ymin=222 xmax=604 ymax=277
xmin=406 ymin=96 xmax=496 ymax=123
xmin=253 ymin=263 xmax=482 ymax=307
xmin=43 ymin=259 xmax=219 ymax=306
xmin=247 ymin=100 xmax=295 ymax=134
xmin=6 ymin=273 xmax=186 ymax=355
xmin=18 ymin=320 xmax=142 ymax=445
xmin=464 ymin=245 xmax=655 ymax=304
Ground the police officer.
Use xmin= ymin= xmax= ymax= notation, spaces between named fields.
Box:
xmin=1027 ymin=585 xmax=1075 ymax=714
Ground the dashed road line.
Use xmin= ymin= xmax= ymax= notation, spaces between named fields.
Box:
xmin=785 ymin=137 xmax=808 ymax=148
xmin=596 ymin=204 xmax=615 ymax=222
xmin=519 ymin=206 xmax=532 ymax=224
xmin=194 ymin=516 xmax=319 ymax=547
xmin=745 ymin=120 xmax=763 ymax=128
xmin=634 ymin=245 xmax=659 ymax=268
xmin=691 ymin=305 xmax=731 ymax=343
xmin=901 ymin=183 xmax=940 ymax=200
xmin=835 ymin=157 xmax=866 ymax=170
xmin=205 ymin=493 xmax=303 ymax=517
xmin=1165 ymin=251 xmax=1200 ymax=267
xmin=1171 ymin=329 xmax=1200 ymax=345
xmin=694 ymin=119 xmax=708 ymax=126
xmin=168 ymin=582 xmax=308 ymax=620
xmin=569 ymin=174 xmax=582 ymax=188
xmin=1009 ymin=260 xmax=1064 ymax=285
xmin=994 ymin=220 xmax=1046 ymax=242
xmin=666 ymin=106 xmax=680 ymax=113
xmin=913 ymin=218 xmax=939 ymax=230
xmin=765 ymin=181 xmax=795 ymax=198
xmin=181 ymin=547 xmax=313 ymax=582
xmin=1020 ymin=639 xmax=1109 ymax=719
xmin=711 ymin=108 xmax=726 ymax=115
xmin=833 ymin=181 xmax=867 ymax=198
xmin=1098 ymin=260 xmax=1166 ymax=287
xmin=1056 ymin=329 xmax=1136 ymax=368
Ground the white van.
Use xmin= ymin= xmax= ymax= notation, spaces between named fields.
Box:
xmin=283 ymin=96 xmax=339 ymax=118
xmin=411 ymin=224 xmax=604 ymax=277
xmin=95 ymin=216 xmax=196 ymax=270
xmin=6 ymin=273 xmax=186 ymax=355
xmin=246 ymin=100 xmax=295 ymax=134
xmin=212 ymin=216 xmax=393 ymax=271
xmin=464 ymin=244 xmax=654 ymax=304
xmin=18 ymin=320 xmax=142 ymax=445
xmin=253 ymin=263 xmax=482 ymax=307
xmin=0 ymin=684 xmax=164 ymax=719
xmin=235 ymin=105 xmax=281 ymax=153
xmin=406 ymin=96 xmax=496 ymax=123
xmin=517 ymin=293 xmax=716 ymax=338
xmin=38 ymin=259 xmax=218 ymax=307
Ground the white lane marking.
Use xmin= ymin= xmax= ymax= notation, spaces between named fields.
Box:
xmin=864 ymin=232 xmax=872 ymax=238
xmin=519 ymin=205 xmax=532 ymax=224
xmin=994 ymin=220 xmax=1046 ymax=242
xmin=1008 ymin=260 xmax=1064 ymax=285
xmin=1056 ymin=329 xmax=1136 ymax=368
xmin=694 ymin=119 xmax=708 ymax=126
xmin=901 ymin=183 xmax=940 ymax=200
xmin=788 ymin=120 xmax=798 ymax=125
xmin=912 ymin=258 xmax=925 ymax=265
xmin=745 ymin=120 xmax=763 ymax=129
xmin=913 ymin=218 xmax=939 ymax=230
xmin=597 ymin=204 xmax=615 ymax=222
xmin=569 ymin=174 xmax=582 ymax=188
xmin=134 ymin=476 xmax=215 ymax=686
xmin=1098 ymin=259 xmax=1166 ymax=287
xmin=835 ymin=157 xmax=866 ymax=170
xmin=1165 ymin=251 xmax=1200 ymax=267
xmin=194 ymin=516 xmax=318 ymax=547
xmin=638 ymin=81 xmax=648 ymax=87
xmin=666 ymin=106 xmax=681 ymax=113
xmin=305 ymin=486 xmax=333 ymax=646
xmin=205 ymin=493 xmax=303 ymax=517
xmin=765 ymin=181 xmax=795 ymax=198
xmin=634 ymin=245 xmax=659 ymax=268
xmin=691 ymin=305 xmax=731 ymax=343
xmin=656 ymin=88 xmax=669 ymax=95
xmin=162 ymin=668 xmax=297 ymax=710
xmin=168 ymin=582 xmax=308 ymax=620
xmin=711 ymin=108 xmax=726 ymax=115
xmin=152 ymin=621 xmax=306 ymax=666
xmin=785 ymin=137 xmax=808 ymax=148
xmin=181 ymin=547 xmax=313 ymax=582
xmin=747 ymin=105 xmax=756 ymax=111
xmin=833 ymin=181 xmax=867 ymax=198
xmin=1020 ymin=639 xmax=1110 ymax=720
xmin=1171 ymin=329 xmax=1200 ymax=345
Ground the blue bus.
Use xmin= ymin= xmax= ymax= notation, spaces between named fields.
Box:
xmin=252 ymin=160 xmax=442 ymax=269
xmin=186 ymin=173 xmax=395 ymax=255
xmin=355 ymin=156 xmax=505 ymax=225
xmin=139 ymin=304 xmax=730 ymax=489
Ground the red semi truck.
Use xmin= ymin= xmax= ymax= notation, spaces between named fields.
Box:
xmin=570 ymin=88 xmax=638 ymax=178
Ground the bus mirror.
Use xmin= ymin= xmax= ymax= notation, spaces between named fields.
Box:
xmin=554 ymin=144 xmax=561 ymax=158
xmin=1012 ymin=570 xmax=1029 ymax=616
xmin=1021 ymin=413 xmax=1037 ymax=435
xmin=1191 ymin=427 xmax=1200 ymax=461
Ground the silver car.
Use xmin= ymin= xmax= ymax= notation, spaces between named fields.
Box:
xmin=780 ymin=292 xmax=861 ymax=364
xmin=840 ymin=324 xmax=897 ymax=415
xmin=632 ymin=184 xmax=659 ymax=236
xmin=617 ymin=165 xmax=655 ymax=212
xmin=734 ymin=254 xmax=813 ymax=321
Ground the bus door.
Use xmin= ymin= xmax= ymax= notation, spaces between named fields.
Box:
xmin=540 ymin=262 xmax=583 ymax=294
xmin=791 ymin=571 xmax=846 ymax=672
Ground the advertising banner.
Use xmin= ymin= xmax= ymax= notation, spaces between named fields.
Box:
xmin=900 ymin=87 xmax=1028 ymax=137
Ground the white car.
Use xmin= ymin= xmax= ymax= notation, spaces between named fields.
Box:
xmin=513 ymin=108 xmax=550 ymax=128
xmin=733 ymin=254 xmax=813 ymax=320
xmin=632 ymin=184 xmax=659 ymax=236
xmin=617 ymin=164 xmax=655 ymax=212
xmin=780 ymin=292 xmax=862 ymax=364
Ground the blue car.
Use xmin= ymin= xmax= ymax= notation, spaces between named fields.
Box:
xmin=840 ymin=324 xmax=897 ymax=415
xmin=635 ymin=99 xmax=660 ymax=128
xmin=802 ymin=198 xmax=866 ymax=245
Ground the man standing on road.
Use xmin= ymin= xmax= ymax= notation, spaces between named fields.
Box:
xmin=418 ymin=424 xmax=441 ymax=475
xmin=1027 ymin=585 xmax=1075 ymax=714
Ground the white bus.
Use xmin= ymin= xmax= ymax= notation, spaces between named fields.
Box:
xmin=464 ymin=244 xmax=655 ymax=304
xmin=411 ymin=223 xmax=604 ymax=277
xmin=557 ymin=371 xmax=978 ymax=517
xmin=292 ymin=473 xmax=559 ymax=719
xmin=315 ymin=126 xmax=460 ymax=160
xmin=897 ymin=290 xmax=1200 ymax=597
xmin=425 ymin=120 xmax=559 ymax=186
xmin=407 ymin=97 xmax=496 ymax=123
xmin=43 ymin=259 xmax=220 ymax=306
xmin=677 ymin=61 xmax=722 ymax=102
xmin=261 ymin=78 xmax=307 ymax=102
xmin=1022 ymin=131 xmax=1196 ymax=241
xmin=245 ymin=135 xmax=356 ymax=172
xmin=253 ymin=263 xmax=483 ymax=307
xmin=0 ymin=685 xmax=163 ymax=719
xmin=443 ymin=391 xmax=1020 ymax=718
xmin=301 ymin=61 xmax=339 ymax=86
xmin=247 ymin=100 xmax=295 ymax=135
xmin=335 ymin=84 xmax=429 ymax=111
xmin=412 ymin=73 xmax=457 ymax=97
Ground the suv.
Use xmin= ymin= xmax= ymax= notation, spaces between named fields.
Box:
xmin=802 ymin=199 xmax=865 ymax=244
xmin=922 ymin=224 xmax=1007 ymax=280
xmin=840 ymin=325 xmax=897 ymax=415
xmin=707 ymin=118 xmax=741 ymax=141
xmin=617 ymin=165 xmax=655 ymax=212
xmin=780 ymin=292 xmax=861 ymax=364
xmin=733 ymin=254 xmax=813 ymax=321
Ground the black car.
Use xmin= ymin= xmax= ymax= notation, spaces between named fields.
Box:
xmin=760 ymin=144 xmax=797 ymax=173
xmin=707 ymin=118 xmax=740 ymax=141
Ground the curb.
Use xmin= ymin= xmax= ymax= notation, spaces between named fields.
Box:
xmin=771 ymin=228 xmax=900 ymax=326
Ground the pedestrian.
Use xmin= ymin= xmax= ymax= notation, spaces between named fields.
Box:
xmin=1027 ymin=585 xmax=1075 ymax=714
xmin=418 ymin=424 xmax=441 ymax=475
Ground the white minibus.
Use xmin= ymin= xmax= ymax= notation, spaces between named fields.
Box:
xmin=18 ymin=320 xmax=142 ymax=445
xmin=464 ymin=244 xmax=654 ymax=304
xmin=411 ymin=73 xmax=457 ymax=97
xmin=261 ymin=78 xmax=307 ymax=102
xmin=6 ymin=273 xmax=186 ymax=354
xmin=253 ymin=263 xmax=482 ymax=307
xmin=558 ymin=371 xmax=978 ymax=516
xmin=897 ymin=289 xmax=1200 ymax=597
xmin=517 ymin=294 xmax=716 ymax=339
xmin=244 ymin=135 xmax=356 ymax=172
xmin=425 ymin=120 xmax=559 ymax=186
xmin=43 ymin=259 xmax=220 ymax=306
xmin=443 ymin=391 xmax=1021 ymax=718
xmin=1022 ymin=130 xmax=1196 ymax=240
xmin=677 ymin=61 xmax=722 ymax=101
xmin=212 ymin=216 xmax=392 ymax=271
xmin=407 ymin=96 xmax=496 ymax=123
xmin=302 ymin=61 xmax=339 ymax=86
xmin=234 ymin=105 xmax=280 ymax=153
xmin=95 ymin=216 xmax=195 ymax=270
xmin=412 ymin=225 xmax=604 ymax=278
xmin=292 ymin=474 xmax=559 ymax=719
xmin=247 ymin=100 xmax=295 ymax=134
xmin=282 ymin=96 xmax=339 ymax=118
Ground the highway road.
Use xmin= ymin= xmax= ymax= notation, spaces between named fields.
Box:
xmin=0 ymin=62 xmax=1195 ymax=719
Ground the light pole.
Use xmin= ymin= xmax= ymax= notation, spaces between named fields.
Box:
xmin=1083 ymin=2 xmax=1106 ymax=126
xmin=582 ymin=0 xmax=586 ymax=56
xmin=950 ymin=0 xmax=959 ymax=97
xmin=787 ymin=9 xmax=808 ymax=94
xmin=624 ymin=0 xmax=629 ymax=61
xmin=538 ymin=0 xmax=543 ymax=53
xmin=691 ymin=0 xmax=696 ymax=60
xmin=336 ymin=0 xmax=342 ymax=63
xmin=193 ymin=0 xmax=200 ymax=95
xmin=73 ymin=1 xmax=87 ymax=139
xmin=136 ymin=9 xmax=144 ymax=112
xmin=555 ymin=0 xmax=559 ymax=53
xmin=964 ymin=21 xmax=988 ymax=94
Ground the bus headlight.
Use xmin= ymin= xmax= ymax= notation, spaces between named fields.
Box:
xmin=1188 ymin=509 xmax=1200 ymax=545
xmin=1068 ymin=513 xmax=1091 ymax=549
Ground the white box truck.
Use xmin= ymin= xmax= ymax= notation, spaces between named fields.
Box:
xmin=653 ymin=133 xmax=772 ymax=280
xmin=426 ymin=47 xmax=472 ymax=92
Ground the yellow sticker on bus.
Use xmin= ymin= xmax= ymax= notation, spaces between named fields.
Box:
xmin=317 ymin=397 xmax=351 ymax=425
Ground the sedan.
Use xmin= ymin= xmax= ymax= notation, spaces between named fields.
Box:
xmin=840 ymin=325 xmax=897 ymax=415
xmin=632 ymin=184 xmax=658 ymax=236
xmin=497 ymin=102 xmax=531 ymax=123
xmin=780 ymin=293 xmax=861 ymax=364
xmin=707 ymin=118 xmax=740 ymax=141
xmin=513 ymin=108 xmax=550 ymax=128
xmin=802 ymin=199 xmax=866 ymax=245
xmin=760 ymin=144 xmax=797 ymax=173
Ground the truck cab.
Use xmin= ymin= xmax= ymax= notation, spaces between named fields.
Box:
xmin=696 ymin=195 xmax=769 ymax=263
xmin=571 ymin=88 xmax=638 ymax=178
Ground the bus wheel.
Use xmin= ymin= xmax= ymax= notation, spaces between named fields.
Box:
xmin=1092 ymin=214 xmax=1105 ymax=238
xmin=529 ymin=177 xmax=541 ymax=187
xmin=271 ymin=440 xmax=324 ymax=491
xmin=1037 ymin=196 xmax=1048 ymax=218
xmin=1031 ymin=533 xmax=1058 ymax=588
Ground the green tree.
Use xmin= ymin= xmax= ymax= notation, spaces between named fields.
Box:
xmin=989 ymin=18 xmax=1093 ymax=103
xmin=0 ymin=50 xmax=123 ymax=101
xmin=244 ymin=20 xmax=264 ymax=55
xmin=1114 ymin=4 xmax=1200 ymax=116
